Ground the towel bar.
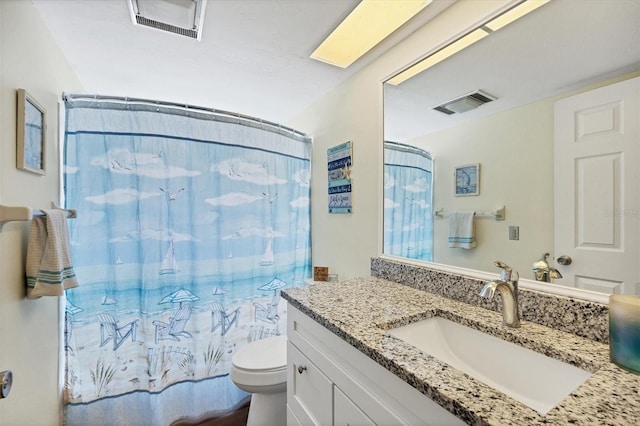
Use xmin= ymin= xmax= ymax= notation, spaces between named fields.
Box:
xmin=434 ymin=206 xmax=505 ymax=221
xmin=0 ymin=203 xmax=77 ymax=225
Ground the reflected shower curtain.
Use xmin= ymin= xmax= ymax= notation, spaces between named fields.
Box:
xmin=62 ymin=98 xmax=311 ymax=425
xmin=384 ymin=141 xmax=433 ymax=261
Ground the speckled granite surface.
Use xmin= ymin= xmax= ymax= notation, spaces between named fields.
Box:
xmin=282 ymin=278 xmax=640 ymax=425
xmin=371 ymin=257 xmax=610 ymax=343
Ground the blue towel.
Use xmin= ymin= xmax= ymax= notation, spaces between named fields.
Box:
xmin=448 ymin=211 xmax=476 ymax=249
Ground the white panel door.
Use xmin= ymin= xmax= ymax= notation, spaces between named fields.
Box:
xmin=554 ymin=76 xmax=640 ymax=295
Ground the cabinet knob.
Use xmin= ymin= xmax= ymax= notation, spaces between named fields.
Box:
xmin=297 ymin=365 xmax=307 ymax=374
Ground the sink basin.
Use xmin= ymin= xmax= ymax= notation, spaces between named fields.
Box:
xmin=387 ymin=316 xmax=592 ymax=415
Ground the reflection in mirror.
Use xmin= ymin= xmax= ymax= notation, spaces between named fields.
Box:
xmin=383 ymin=0 xmax=640 ymax=298
xmin=383 ymin=141 xmax=433 ymax=261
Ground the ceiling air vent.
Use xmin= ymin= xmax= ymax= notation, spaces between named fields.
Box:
xmin=127 ymin=0 xmax=207 ymax=41
xmin=433 ymin=90 xmax=496 ymax=115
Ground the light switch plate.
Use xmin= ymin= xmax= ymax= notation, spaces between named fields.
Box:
xmin=509 ymin=226 xmax=519 ymax=240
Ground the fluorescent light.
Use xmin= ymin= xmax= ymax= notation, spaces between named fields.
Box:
xmin=311 ymin=0 xmax=432 ymax=68
xmin=386 ymin=0 xmax=550 ymax=86
xmin=485 ymin=0 xmax=550 ymax=32
xmin=387 ymin=28 xmax=489 ymax=85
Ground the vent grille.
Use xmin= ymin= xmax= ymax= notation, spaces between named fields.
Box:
xmin=135 ymin=15 xmax=198 ymax=39
xmin=467 ymin=92 xmax=494 ymax=104
xmin=433 ymin=106 xmax=455 ymax=115
xmin=127 ymin=0 xmax=206 ymax=40
xmin=433 ymin=90 xmax=496 ymax=115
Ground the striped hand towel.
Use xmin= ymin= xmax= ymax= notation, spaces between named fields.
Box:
xmin=26 ymin=209 xmax=78 ymax=299
xmin=448 ymin=211 xmax=476 ymax=249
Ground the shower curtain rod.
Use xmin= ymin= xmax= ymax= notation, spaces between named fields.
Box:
xmin=385 ymin=140 xmax=432 ymax=159
xmin=62 ymin=93 xmax=310 ymax=141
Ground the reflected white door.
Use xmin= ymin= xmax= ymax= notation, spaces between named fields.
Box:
xmin=554 ymin=76 xmax=640 ymax=295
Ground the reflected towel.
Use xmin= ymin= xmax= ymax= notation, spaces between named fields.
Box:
xmin=26 ymin=209 xmax=78 ymax=299
xmin=448 ymin=211 xmax=476 ymax=249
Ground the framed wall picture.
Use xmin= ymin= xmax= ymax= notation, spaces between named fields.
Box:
xmin=327 ymin=141 xmax=353 ymax=213
xmin=455 ymin=163 xmax=479 ymax=196
xmin=16 ymin=88 xmax=46 ymax=175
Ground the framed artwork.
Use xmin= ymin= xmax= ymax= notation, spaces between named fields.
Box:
xmin=16 ymin=88 xmax=46 ymax=175
xmin=327 ymin=141 xmax=353 ymax=213
xmin=455 ymin=163 xmax=479 ymax=196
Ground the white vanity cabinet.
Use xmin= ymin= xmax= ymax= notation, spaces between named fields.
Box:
xmin=287 ymin=343 xmax=333 ymax=425
xmin=286 ymin=304 xmax=465 ymax=426
xmin=333 ymin=386 xmax=375 ymax=425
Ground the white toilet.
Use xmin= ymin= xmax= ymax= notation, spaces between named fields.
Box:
xmin=230 ymin=335 xmax=288 ymax=426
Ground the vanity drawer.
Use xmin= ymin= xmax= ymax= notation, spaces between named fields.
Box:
xmin=333 ymin=385 xmax=375 ymax=426
xmin=287 ymin=343 xmax=333 ymax=426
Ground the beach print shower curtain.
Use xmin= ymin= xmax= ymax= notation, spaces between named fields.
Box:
xmin=62 ymin=98 xmax=311 ymax=425
xmin=384 ymin=141 xmax=433 ymax=261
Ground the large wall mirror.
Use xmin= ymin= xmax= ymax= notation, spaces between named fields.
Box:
xmin=383 ymin=0 xmax=640 ymax=300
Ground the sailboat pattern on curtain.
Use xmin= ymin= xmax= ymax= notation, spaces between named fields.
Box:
xmin=62 ymin=101 xmax=311 ymax=425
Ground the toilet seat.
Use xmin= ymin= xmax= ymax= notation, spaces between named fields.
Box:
xmin=230 ymin=335 xmax=287 ymax=387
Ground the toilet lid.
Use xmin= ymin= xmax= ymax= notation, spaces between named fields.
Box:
xmin=232 ymin=335 xmax=287 ymax=372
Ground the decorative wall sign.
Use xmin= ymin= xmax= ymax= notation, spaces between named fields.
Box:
xmin=16 ymin=89 xmax=46 ymax=175
xmin=455 ymin=163 xmax=479 ymax=196
xmin=327 ymin=141 xmax=352 ymax=213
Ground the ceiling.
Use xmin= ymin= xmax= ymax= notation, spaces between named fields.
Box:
xmin=384 ymin=0 xmax=640 ymax=142
xmin=32 ymin=0 xmax=640 ymax=140
xmin=32 ymin=0 xmax=455 ymax=127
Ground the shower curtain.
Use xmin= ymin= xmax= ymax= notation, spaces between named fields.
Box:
xmin=384 ymin=141 xmax=433 ymax=261
xmin=62 ymin=97 xmax=311 ymax=425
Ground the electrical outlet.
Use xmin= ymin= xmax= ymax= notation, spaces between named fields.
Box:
xmin=509 ymin=226 xmax=519 ymax=240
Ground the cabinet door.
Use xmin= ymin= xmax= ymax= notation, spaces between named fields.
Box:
xmin=287 ymin=343 xmax=333 ymax=425
xmin=334 ymin=385 xmax=375 ymax=426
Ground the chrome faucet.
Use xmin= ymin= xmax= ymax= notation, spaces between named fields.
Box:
xmin=532 ymin=253 xmax=562 ymax=282
xmin=480 ymin=261 xmax=521 ymax=328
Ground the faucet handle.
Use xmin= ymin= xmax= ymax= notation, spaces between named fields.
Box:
xmin=494 ymin=261 xmax=512 ymax=281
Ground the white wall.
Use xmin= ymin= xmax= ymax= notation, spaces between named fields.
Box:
xmin=0 ymin=1 xmax=83 ymax=424
xmin=292 ymin=0 xmax=640 ymax=282
xmin=290 ymin=0 xmax=515 ymax=279
xmin=412 ymin=70 xmax=640 ymax=277
xmin=420 ymin=97 xmax=555 ymax=276
xmin=0 ymin=0 xmax=558 ymax=422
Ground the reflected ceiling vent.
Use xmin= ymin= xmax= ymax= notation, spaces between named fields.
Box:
xmin=127 ymin=0 xmax=207 ymax=40
xmin=433 ymin=90 xmax=496 ymax=115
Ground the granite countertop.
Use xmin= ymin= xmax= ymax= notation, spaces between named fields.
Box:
xmin=281 ymin=277 xmax=640 ymax=425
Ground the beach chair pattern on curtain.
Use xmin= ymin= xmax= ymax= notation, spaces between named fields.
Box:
xmin=97 ymin=313 xmax=139 ymax=351
xmin=62 ymin=98 xmax=312 ymax=426
xmin=153 ymin=303 xmax=194 ymax=344
xmin=210 ymin=302 xmax=240 ymax=336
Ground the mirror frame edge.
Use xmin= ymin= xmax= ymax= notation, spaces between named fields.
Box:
xmin=378 ymin=254 xmax=610 ymax=304
xmin=377 ymin=0 xmax=620 ymax=306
